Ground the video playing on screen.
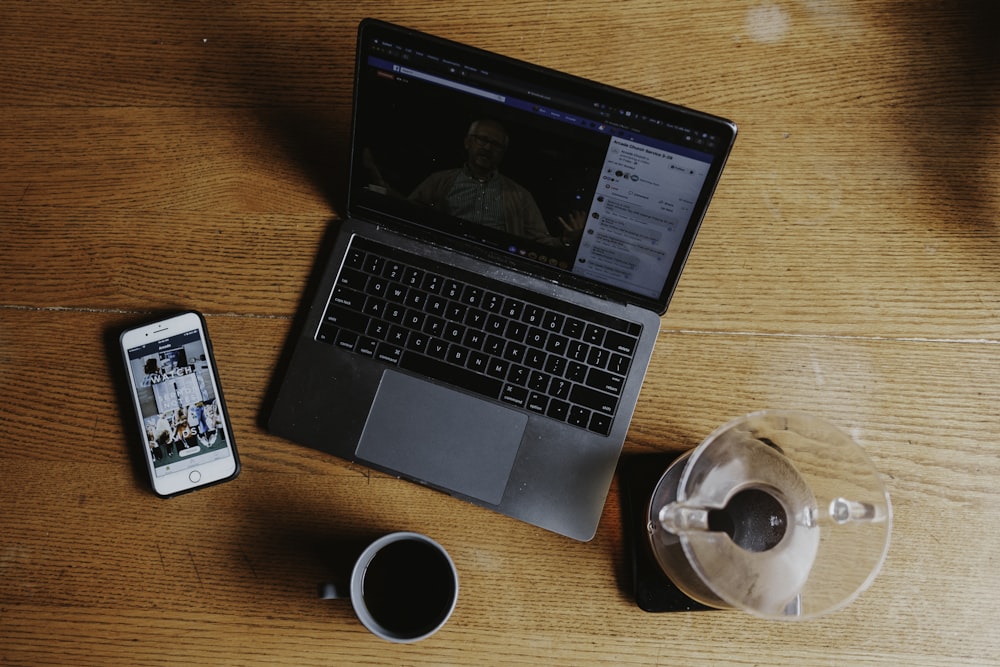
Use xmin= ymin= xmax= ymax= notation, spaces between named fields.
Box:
xmin=350 ymin=44 xmax=717 ymax=301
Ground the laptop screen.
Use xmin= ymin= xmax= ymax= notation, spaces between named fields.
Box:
xmin=348 ymin=20 xmax=736 ymax=313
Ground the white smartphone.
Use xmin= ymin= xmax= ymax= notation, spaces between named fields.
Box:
xmin=120 ymin=311 xmax=240 ymax=497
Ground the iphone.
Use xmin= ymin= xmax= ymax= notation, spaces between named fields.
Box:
xmin=120 ymin=311 xmax=240 ymax=497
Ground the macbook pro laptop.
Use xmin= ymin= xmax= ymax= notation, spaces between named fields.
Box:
xmin=268 ymin=19 xmax=737 ymax=541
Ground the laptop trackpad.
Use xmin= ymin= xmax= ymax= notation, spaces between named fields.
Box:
xmin=355 ymin=370 xmax=528 ymax=506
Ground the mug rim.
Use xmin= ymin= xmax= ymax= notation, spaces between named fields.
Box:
xmin=349 ymin=531 xmax=459 ymax=643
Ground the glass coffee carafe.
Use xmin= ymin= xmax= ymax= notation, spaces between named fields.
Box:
xmin=647 ymin=411 xmax=892 ymax=620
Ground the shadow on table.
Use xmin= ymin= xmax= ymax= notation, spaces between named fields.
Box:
xmin=227 ymin=487 xmax=394 ymax=618
xmin=890 ymin=3 xmax=1000 ymax=237
xmin=255 ymin=215 xmax=345 ymax=431
xmin=215 ymin=15 xmax=357 ymax=214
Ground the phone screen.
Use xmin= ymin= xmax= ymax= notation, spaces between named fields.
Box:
xmin=121 ymin=312 xmax=238 ymax=496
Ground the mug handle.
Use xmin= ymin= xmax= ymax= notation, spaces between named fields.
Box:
xmin=318 ymin=582 xmax=347 ymax=600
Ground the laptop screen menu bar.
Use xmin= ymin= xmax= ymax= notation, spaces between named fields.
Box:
xmin=366 ymin=42 xmax=723 ymax=157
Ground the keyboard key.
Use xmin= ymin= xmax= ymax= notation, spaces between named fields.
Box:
xmin=507 ymin=364 xmax=528 ymax=386
xmin=463 ymin=329 xmax=485 ymax=350
xmin=367 ymin=320 xmax=388 ymax=340
xmin=525 ymin=327 xmax=547 ymax=348
xmin=335 ymin=329 xmax=358 ymax=351
xmin=528 ymin=370 xmax=550 ymax=392
xmin=443 ymin=280 xmax=462 ymax=300
xmin=446 ymin=302 xmax=467 ymax=322
xmin=323 ymin=306 xmax=367 ymax=332
xmin=547 ymin=399 xmax=569 ymax=421
xmin=586 ymin=368 xmax=624 ymax=396
xmin=524 ymin=348 xmax=546 ymax=370
xmin=357 ymin=337 xmax=378 ymax=357
xmin=363 ymin=254 xmax=384 ymax=275
xmin=386 ymin=284 xmax=408 ymax=303
xmin=523 ymin=305 xmax=544 ymax=326
xmin=544 ymin=355 xmax=567 ymax=377
xmin=403 ymin=267 xmax=424 ymax=287
xmin=423 ymin=316 xmax=445 ymax=337
xmin=550 ymin=378 xmax=571 ymax=400
xmin=422 ymin=272 xmax=443 ymax=293
xmin=570 ymin=384 xmax=618 ymax=415
xmin=465 ymin=308 xmax=487 ymax=329
xmin=542 ymin=311 xmax=565 ymax=332
xmin=603 ymin=330 xmax=638 ymax=355
xmin=404 ymin=310 xmax=425 ymax=330
xmin=383 ymin=261 xmax=405 ymax=281
xmin=385 ymin=303 xmax=406 ymax=324
xmin=425 ymin=294 xmax=447 ymax=316
xmin=366 ymin=276 xmax=388 ymax=297
xmin=563 ymin=318 xmax=585 ymax=338
xmin=589 ymin=412 xmax=613 ymax=436
xmin=346 ymin=247 xmax=366 ymax=268
xmin=443 ymin=322 xmax=465 ymax=343
xmin=501 ymin=384 xmax=529 ymax=407
xmin=468 ymin=350 xmax=489 ymax=373
xmin=376 ymin=342 xmax=403 ymax=364
xmin=427 ymin=338 xmax=449 ymax=359
xmin=568 ymin=405 xmax=591 ymax=429
xmin=404 ymin=289 xmax=426 ymax=309
xmin=505 ymin=320 xmax=527 ymax=342
xmin=364 ymin=297 xmax=386 ymax=319
xmin=566 ymin=361 xmax=587 ymax=382
xmin=503 ymin=341 xmax=526 ymax=363
xmin=527 ymin=392 xmax=549 ymax=414
xmin=387 ymin=325 xmax=408 ymax=346
xmin=486 ymin=314 xmax=507 ymax=335
xmin=545 ymin=333 xmax=568 ymax=356
xmin=584 ymin=324 xmax=606 ymax=346
xmin=407 ymin=332 xmax=429 ymax=354
xmin=337 ymin=267 xmax=368 ymax=291
xmin=461 ymin=285 xmax=483 ymax=306
xmin=486 ymin=358 xmax=509 ymax=379
xmin=483 ymin=292 xmax=504 ymax=312
xmin=567 ymin=340 xmax=589 ymax=362
xmin=332 ymin=286 xmax=365 ymax=310
xmin=608 ymin=352 xmax=629 ymax=375
xmin=484 ymin=335 xmax=505 ymax=356
xmin=502 ymin=298 xmax=524 ymax=319
xmin=447 ymin=345 xmax=470 ymax=366
xmin=586 ymin=345 xmax=609 ymax=369
xmin=317 ymin=324 xmax=338 ymax=343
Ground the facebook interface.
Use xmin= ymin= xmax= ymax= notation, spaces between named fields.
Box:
xmin=575 ymin=137 xmax=711 ymax=298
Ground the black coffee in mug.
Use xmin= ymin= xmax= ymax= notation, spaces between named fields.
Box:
xmin=320 ymin=531 xmax=458 ymax=642
xmin=361 ymin=537 xmax=457 ymax=639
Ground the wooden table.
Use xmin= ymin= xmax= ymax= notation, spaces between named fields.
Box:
xmin=3 ymin=2 xmax=998 ymax=665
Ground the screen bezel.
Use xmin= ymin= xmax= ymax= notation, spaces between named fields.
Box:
xmin=347 ymin=19 xmax=737 ymax=315
xmin=120 ymin=311 xmax=239 ymax=497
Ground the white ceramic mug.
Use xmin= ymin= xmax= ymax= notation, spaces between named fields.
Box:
xmin=320 ymin=532 xmax=459 ymax=643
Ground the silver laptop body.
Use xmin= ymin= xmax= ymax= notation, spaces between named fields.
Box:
xmin=268 ymin=19 xmax=736 ymax=541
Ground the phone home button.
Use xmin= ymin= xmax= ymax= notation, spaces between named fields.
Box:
xmin=189 ymin=470 xmax=202 ymax=483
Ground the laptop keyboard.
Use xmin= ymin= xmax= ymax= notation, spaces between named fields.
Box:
xmin=315 ymin=237 xmax=643 ymax=436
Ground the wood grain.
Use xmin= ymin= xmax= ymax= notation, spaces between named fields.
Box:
xmin=3 ymin=1 xmax=1000 ymax=665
